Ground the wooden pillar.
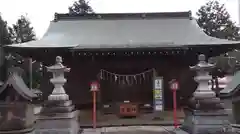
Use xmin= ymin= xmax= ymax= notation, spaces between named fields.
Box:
xmin=29 ymin=58 xmax=32 ymax=89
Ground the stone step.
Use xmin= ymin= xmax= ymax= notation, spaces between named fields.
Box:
xmin=41 ymin=105 xmax=75 ymax=113
xmin=43 ymin=100 xmax=72 ymax=107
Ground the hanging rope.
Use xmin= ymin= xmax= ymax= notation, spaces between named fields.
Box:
xmin=98 ymin=68 xmax=156 ymax=85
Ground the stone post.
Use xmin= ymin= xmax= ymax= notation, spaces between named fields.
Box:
xmin=35 ymin=56 xmax=81 ymax=134
xmin=180 ymin=54 xmax=232 ymax=134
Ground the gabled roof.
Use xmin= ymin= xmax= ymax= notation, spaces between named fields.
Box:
xmin=7 ymin=11 xmax=240 ymax=49
xmin=0 ymin=71 xmax=37 ymax=101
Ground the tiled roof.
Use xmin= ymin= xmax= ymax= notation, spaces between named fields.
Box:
xmin=8 ymin=11 xmax=240 ymax=49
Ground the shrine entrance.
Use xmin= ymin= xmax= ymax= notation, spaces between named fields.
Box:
xmin=99 ymin=68 xmax=156 ymax=115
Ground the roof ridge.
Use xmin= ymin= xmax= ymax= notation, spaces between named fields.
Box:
xmin=53 ymin=11 xmax=192 ymax=21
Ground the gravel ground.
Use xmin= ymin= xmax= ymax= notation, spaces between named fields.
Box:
xmin=82 ymin=126 xmax=174 ymax=134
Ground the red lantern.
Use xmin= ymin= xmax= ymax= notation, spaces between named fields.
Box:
xmin=169 ymin=79 xmax=179 ymax=128
xmin=90 ymin=81 xmax=99 ymax=92
xmin=170 ymin=81 xmax=179 ymax=91
xmin=90 ymin=81 xmax=99 ymax=129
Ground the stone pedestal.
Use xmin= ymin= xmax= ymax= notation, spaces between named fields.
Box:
xmin=0 ymin=103 xmax=35 ymax=134
xmin=180 ymin=54 xmax=233 ymax=134
xmin=181 ymin=108 xmax=230 ymax=134
xmin=35 ymin=100 xmax=80 ymax=134
xmin=35 ymin=56 xmax=81 ymax=134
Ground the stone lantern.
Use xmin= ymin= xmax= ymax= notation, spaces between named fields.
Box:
xmin=47 ymin=56 xmax=70 ymax=101
xmin=190 ymin=54 xmax=220 ymax=108
xmin=36 ymin=56 xmax=80 ymax=134
xmin=181 ymin=54 xmax=232 ymax=134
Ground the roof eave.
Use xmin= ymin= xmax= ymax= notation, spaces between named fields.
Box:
xmin=53 ymin=11 xmax=192 ymax=21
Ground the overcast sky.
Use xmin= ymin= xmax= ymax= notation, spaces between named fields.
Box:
xmin=0 ymin=0 xmax=238 ymax=38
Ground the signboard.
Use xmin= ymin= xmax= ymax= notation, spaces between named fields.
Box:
xmin=154 ymin=89 xmax=162 ymax=99
xmin=153 ymin=77 xmax=164 ymax=111
xmin=155 ymin=105 xmax=163 ymax=111
xmin=154 ymin=78 xmax=162 ymax=89
xmin=155 ymin=101 xmax=163 ymax=105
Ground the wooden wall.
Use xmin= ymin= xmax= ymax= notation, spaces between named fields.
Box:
xmin=0 ymin=47 xmax=5 ymax=81
xmin=3 ymin=43 xmax=237 ymax=111
xmin=39 ymin=53 xmax=197 ymax=110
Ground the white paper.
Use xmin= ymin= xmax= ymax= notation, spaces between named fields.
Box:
xmin=154 ymin=79 xmax=162 ymax=89
xmin=155 ymin=105 xmax=163 ymax=111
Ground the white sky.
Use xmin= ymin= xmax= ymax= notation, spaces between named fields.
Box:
xmin=0 ymin=0 xmax=238 ymax=38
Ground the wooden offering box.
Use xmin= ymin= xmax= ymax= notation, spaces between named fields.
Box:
xmin=119 ymin=102 xmax=138 ymax=117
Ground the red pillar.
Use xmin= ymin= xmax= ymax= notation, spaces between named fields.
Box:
xmin=92 ymin=91 xmax=97 ymax=129
xmin=173 ymin=90 xmax=178 ymax=128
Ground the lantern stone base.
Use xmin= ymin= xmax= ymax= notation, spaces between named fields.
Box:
xmin=35 ymin=118 xmax=79 ymax=134
xmin=35 ymin=100 xmax=81 ymax=134
xmin=180 ymin=108 xmax=232 ymax=134
xmin=48 ymin=93 xmax=69 ymax=101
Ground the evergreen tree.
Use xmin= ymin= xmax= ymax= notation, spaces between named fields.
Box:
xmin=0 ymin=15 xmax=13 ymax=46
xmin=68 ymin=0 xmax=94 ymax=15
xmin=196 ymin=0 xmax=239 ymax=40
xmin=12 ymin=15 xmax=36 ymax=43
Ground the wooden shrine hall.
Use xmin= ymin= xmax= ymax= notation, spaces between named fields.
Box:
xmin=5 ymin=11 xmax=240 ymax=118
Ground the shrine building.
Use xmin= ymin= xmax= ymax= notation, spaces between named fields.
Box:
xmin=5 ymin=11 xmax=240 ymax=113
